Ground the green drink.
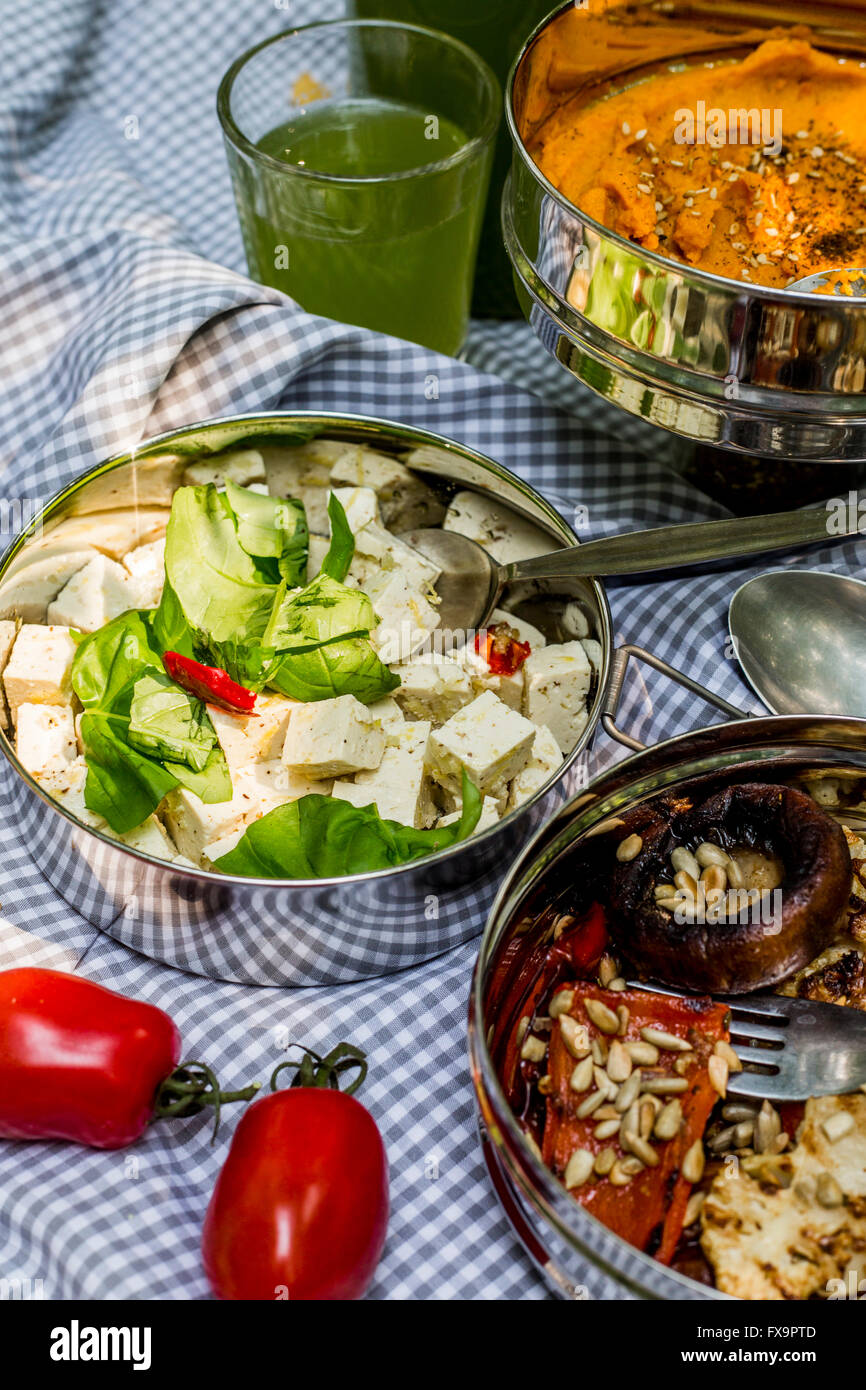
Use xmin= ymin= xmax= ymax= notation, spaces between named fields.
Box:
xmin=218 ymin=21 xmax=498 ymax=356
xmin=352 ymin=0 xmax=555 ymax=317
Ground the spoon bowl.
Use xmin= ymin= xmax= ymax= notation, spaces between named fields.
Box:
xmin=789 ymin=267 xmax=866 ymax=297
xmin=729 ymin=569 xmax=866 ymax=717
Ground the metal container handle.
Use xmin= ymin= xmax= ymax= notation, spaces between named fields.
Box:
xmin=601 ymin=643 xmax=750 ymax=752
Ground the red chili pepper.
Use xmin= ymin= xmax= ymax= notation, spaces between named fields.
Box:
xmin=202 ymin=1044 xmax=388 ymax=1301
xmin=163 ymin=651 xmax=257 ymax=714
xmin=0 ymin=969 xmax=258 ymax=1149
xmin=474 ymin=623 xmax=531 ymax=677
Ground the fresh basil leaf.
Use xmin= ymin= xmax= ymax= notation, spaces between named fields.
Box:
xmin=262 ymin=574 xmax=398 ymax=704
xmin=79 ymin=709 xmax=183 ymax=834
xmin=164 ymin=744 xmax=233 ymax=804
xmin=72 ymin=610 xmax=164 ymax=710
xmin=216 ymin=770 xmax=482 ymax=878
xmin=225 ymin=481 xmax=309 ymax=587
xmin=127 ymin=670 xmax=217 ymax=773
xmin=161 ymin=484 xmax=278 ymax=647
xmin=152 ymin=577 xmax=195 ymax=659
xmin=320 ymin=491 xmax=355 ymax=583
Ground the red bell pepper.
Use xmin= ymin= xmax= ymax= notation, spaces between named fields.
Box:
xmin=163 ymin=651 xmax=257 ymax=714
xmin=474 ymin=623 xmax=531 ymax=677
xmin=0 ymin=968 xmax=258 ymax=1149
xmin=203 ymin=1044 xmax=389 ymax=1301
xmin=542 ymin=984 xmax=729 ymax=1264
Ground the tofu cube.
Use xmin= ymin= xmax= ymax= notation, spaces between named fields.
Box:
xmin=523 ymin=643 xmax=592 ymax=754
xmin=329 ymin=447 xmax=444 ymax=531
xmin=47 ymin=554 xmax=138 ymax=631
xmin=281 ymin=694 xmax=385 ymax=779
xmin=333 ymin=491 xmax=441 ymax=594
xmin=491 ymin=608 xmax=547 ymax=650
xmin=0 ymin=619 xmax=17 ymax=729
xmin=123 ymin=538 xmax=166 ymax=609
xmin=0 ymin=547 xmax=96 ymax=622
xmin=364 ymin=570 xmax=440 ymax=664
xmin=332 ymin=485 xmax=381 ymax=535
xmin=458 ymin=640 xmax=524 ymax=713
xmin=16 ymin=703 xmax=77 ymax=779
xmin=4 ymin=624 xmax=77 ymax=722
xmin=39 ymin=755 xmax=104 ymax=828
xmin=330 ymin=720 xmax=434 ymax=828
xmin=261 ymin=443 xmax=336 ymax=534
xmin=162 ymin=760 xmax=314 ymax=865
xmin=208 ymin=694 xmax=298 ymax=774
xmin=442 ymin=491 xmax=551 ymax=564
xmin=365 ymin=696 xmax=405 ymax=739
xmin=183 ymin=448 xmax=266 ymax=489
xmin=437 ymin=795 xmax=501 ymax=832
xmin=306 ymin=534 xmax=330 ymax=583
xmin=392 ymin=653 xmax=472 ymax=723
xmin=120 ymin=814 xmax=179 ymax=861
xmin=508 ymin=725 xmax=563 ymax=810
xmin=427 ymin=691 xmax=535 ymax=801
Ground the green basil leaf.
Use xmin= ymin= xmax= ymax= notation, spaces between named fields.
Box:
xmin=152 ymin=577 xmax=195 ymax=659
xmin=79 ymin=710 xmax=182 ymax=834
xmin=216 ymin=770 xmax=482 ymax=878
xmin=225 ymin=481 xmax=309 ymax=588
xmin=71 ymin=610 xmax=163 ymax=710
xmin=320 ymin=491 xmax=355 ymax=583
xmin=127 ymin=670 xmax=217 ymax=772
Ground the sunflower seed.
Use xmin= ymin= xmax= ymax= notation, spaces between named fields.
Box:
xmin=754 ymin=1100 xmax=781 ymax=1154
xmin=641 ymin=1076 xmax=688 ymax=1095
xmin=713 ymin=1039 xmax=742 ymax=1073
xmin=598 ymin=954 xmax=619 ymax=987
xmin=591 ymin=1036 xmax=609 ymax=1065
xmin=615 ymin=1070 xmax=642 ymax=1112
xmin=708 ymin=1125 xmax=738 ymax=1153
xmin=734 ymin=1120 xmax=755 ymax=1147
xmin=569 ymin=1055 xmax=594 ymax=1093
xmin=671 ymin=846 xmax=701 ymax=880
xmin=816 ymin=1172 xmax=844 ymax=1208
xmin=560 ymin=1016 xmax=591 ymax=1059
xmin=616 ymin=833 xmax=643 ymax=862
xmin=640 ymin=1027 xmax=692 ymax=1052
xmin=639 ymin=1098 xmax=656 ymax=1140
xmin=722 ymin=1102 xmax=758 ymax=1123
xmin=654 ymin=1098 xmax=683 ymax=1141
xmin=695 ymin=842 xmax=728 ymax=868
xmin=626 ymin=1041 xmax=660 ymax=1066
xmin=624 ymin=1132 xmax=659 ymax=1167
xmin=684 ymin=1190 xmax=707 ymax=1226
xmin=682 ymin=1139 xmax=706 ymax=1183
xmin=594 ymin=1146 xmax=617 ymax=1176
xmin=708 ymin=1054 xmax=729 ymax=1098
xmin=549 ymin=989 xmax=574 ymax=1019
xmin=564 ymin=1148 xmax=595 ymax=1190
xmin=608 ymin=1160 xmax=634 ymax=1186
xmin=521 ymin=1035 xmax=547 ymax=1063
xmin=586 ymin=999 xmax=621 ymax=1035
xmin=607 ymin=1040 xmax=633 ymax=1083
xmin=576 ymin=1089 xmax=607 ymax=1119
xmin=594 ymin=1118 xmax=621 ymax=1141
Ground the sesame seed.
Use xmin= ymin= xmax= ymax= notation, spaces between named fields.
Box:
xmin=811 ymin=146 xmax=824 ymax=158
xmin=787 ymin=172 xmax=800 ymax=184
xmin=635 ymin=128 xmax=647 ymax=140
xmin=622 ymin=121 xmax=631 ymax=135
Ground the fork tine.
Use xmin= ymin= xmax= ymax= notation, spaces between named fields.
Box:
xmin=728 ymin=1019 xmax=787 ymax=1043
xmin=727 ymin=1071 xmax=784 ymax=1098
xmin=730 ymin=1045 xmax=782 ymax=1070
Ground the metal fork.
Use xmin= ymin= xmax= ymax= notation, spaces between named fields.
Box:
xmin=631 ymin=985 xmax=866 ymax=1101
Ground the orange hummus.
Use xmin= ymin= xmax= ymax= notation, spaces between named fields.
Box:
xmin=531 ymin=38 xmax=866 ymax=288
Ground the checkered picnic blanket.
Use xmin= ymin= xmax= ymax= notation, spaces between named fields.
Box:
xmin=0 ymin=0 xmax=863 ymax=1301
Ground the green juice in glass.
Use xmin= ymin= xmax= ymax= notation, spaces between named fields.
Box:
xmin=246 ymin=98 xmax=487 ymax=355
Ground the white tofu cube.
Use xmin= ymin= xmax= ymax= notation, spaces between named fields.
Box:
xmin=162 ymin=760 xmax=313 ymax=865
xmin=47 ymin=554 xmax=138 ymax=631
xmin=392 ymin=653 xmax=472 ymax=723
xmin=334 ymin=492 xmax=441 ymax=594
xmin=581 ymin=638 xmax=603 ymax=674
xmin=183 ymin=448 xmax=266 ymax=489
xmin=38 ymin=755 xmax=104 ymax=828
xmin=491 ymin=609 xmax=547 ymax=650
xmin=365 ymin=696 xmax=405 ymax=739
xmin=428 ymin=691 xmax=535 ymax=801
xmin=508 ymin=724 xmax=563 ymax=810
xmin=202 ymin=826 xmax=247 ymax=864
xmin=0 ymin=620 xmax=17 ymax=729
xmin=561 ymin=601 xmax=590 ymax=639
xmin=120 ymin=814 xmax=179 ymax=861
xmin=281 ymin=694 xmax=385 ymax=779
xmin=329 ymin=447 xmax=444 ymax=531
xmin=364 ymin=570 xmax=440 ymax=664
xmin=261 ymin=443 xmax=335 ymax=534
xmin=0 ymin=547 xmax=96 ymax=622
xmin=437 ymin=795 xmax=501 ymax=832
xmin=16 ymin=703 xmax=77 ymax=779
xmin=208 ymin=694 xmax=298 ymax=774
xmin=332 ymin=486 xmax=381 ymax=535
xmin=48 ymin=509 xmax=170 ymax=561
xmin=523 ymin=643 xmax=592 ymax=754
xmin=306 ymin=534 xmax=330 ymax=583
xmin=4 ymin=624 xmax=77 ymax=722
xmin=123 ymin=538 xmax=166 ymax=609
xmin=330 ymin=721 xmax=434 ymax=828
xmin=457 ymin=638 xmax=525 ymax=713
xmin=442 ymin=491 xmax=551 ymax=564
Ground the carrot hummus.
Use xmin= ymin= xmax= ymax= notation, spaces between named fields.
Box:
xmin=530 ymin=37 xmax=866 ymax=288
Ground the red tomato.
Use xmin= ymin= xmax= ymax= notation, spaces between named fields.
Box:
xmin=202 ymin=1088 xmax=389 ymax=1301
xmin=0 ymin=968 xmax=181 ymax=1149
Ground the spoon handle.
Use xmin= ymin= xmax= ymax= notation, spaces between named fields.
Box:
xmin=506 ymin=506 xmax=849 ymax=582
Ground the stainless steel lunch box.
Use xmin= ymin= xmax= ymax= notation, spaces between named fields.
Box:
xmin=0 ymin=411 xmax=611 ymax=988
xmin=504 ymin=0 xmax=866 ymax=462
xmin=469 ymin=659 xmax=866 ymax=1299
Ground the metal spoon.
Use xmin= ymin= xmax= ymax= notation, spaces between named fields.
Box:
xmin=729 ymin=568 xmax=866 ymax=717
xmin=789 ymin=267 xmax=866 ymax=296
xmin=403 ymin=504 xmax=859 ymax=634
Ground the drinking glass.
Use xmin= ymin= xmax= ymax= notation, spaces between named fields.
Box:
xmin=218 ymin=20 xmax=499 ymax=356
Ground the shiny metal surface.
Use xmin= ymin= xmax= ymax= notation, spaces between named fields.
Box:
xmin=410 ymin=504 xmax=862 ymax=631
xmin=504 ymin=1 xmax=866 ymax=462
xmin=470 ymin=713 xmax=866 ymax=1299
xmin=791 ymin=268 xmax=866 ymax=296
xmin=729 ymin=568 xmax=866 ymax=717
xmin=0 ymin=411 xmax=611 ymax=987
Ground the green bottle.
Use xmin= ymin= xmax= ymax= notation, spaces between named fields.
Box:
xmin=351 ymin=1 xmax=553 ymax=317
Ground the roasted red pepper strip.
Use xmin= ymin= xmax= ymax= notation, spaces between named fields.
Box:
xmin=163 ymin=651 xmax=257 ymax=714
xmin=474 ymin=624 xmax=531 ymax=677
xmin=542 ymin=985 xmax=729 ymax=1264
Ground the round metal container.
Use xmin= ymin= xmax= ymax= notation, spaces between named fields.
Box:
xmin=504 ymin=0 xmax=866 ymax=462
xmin=470 ymin=710 xmax=866 ymax=1299
xmin=0 ymin=411 xmax=610 ymax=987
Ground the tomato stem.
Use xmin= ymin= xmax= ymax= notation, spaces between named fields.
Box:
xmin=270 ymin=1042 xmax=368 ymax=1096
xmin=153 ymin=1060 xmax=261 ymax=1142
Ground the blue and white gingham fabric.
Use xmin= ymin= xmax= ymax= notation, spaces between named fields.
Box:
xmin=1 ymin=0 xmax=864 ymax=1301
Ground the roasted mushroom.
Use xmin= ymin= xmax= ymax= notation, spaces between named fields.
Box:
xmin=607 ymin=783 xmax=853 ymax=994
